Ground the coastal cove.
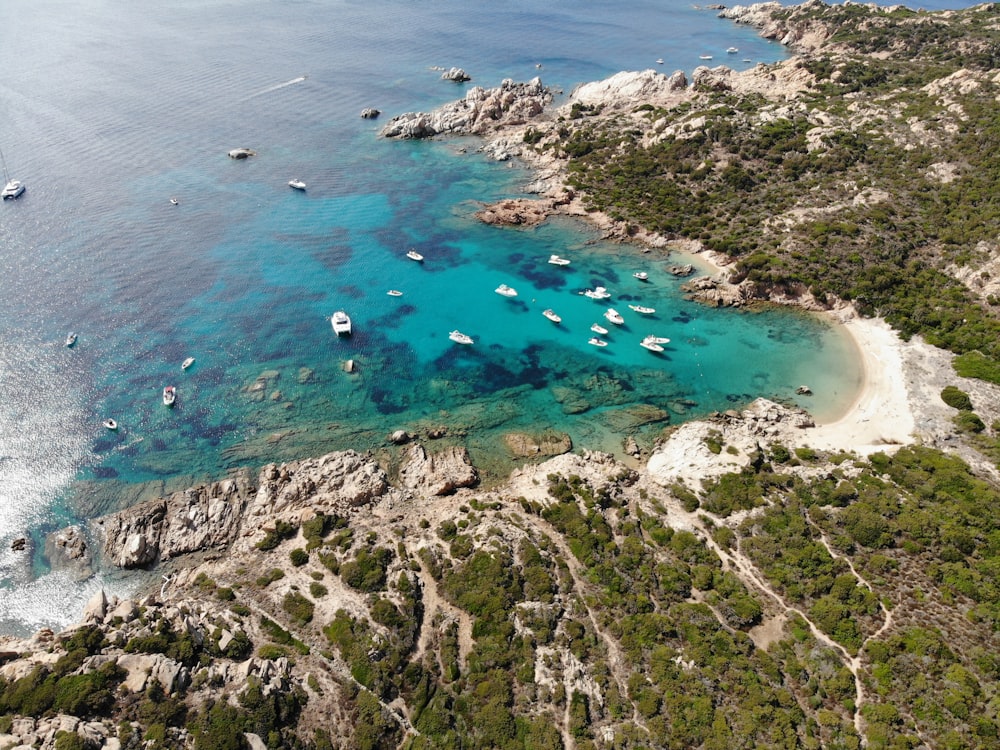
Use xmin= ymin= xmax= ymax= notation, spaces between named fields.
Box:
xmin=0 ymin=0 xmax=867 ymax=632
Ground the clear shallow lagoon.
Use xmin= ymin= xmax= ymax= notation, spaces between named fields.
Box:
xmin=0 ymin=0 xmax=941 ymax=632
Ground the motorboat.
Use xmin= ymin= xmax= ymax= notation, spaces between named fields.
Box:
xmin=163 ymin=386 xmax=177 ymax=406
xmin=65 ymin=332 xmax=78 ymax=347
xmin=331 ymin=310 xmax=352 ymax=336
xmin=629 ymin=304 xmax=656 ymax=314
xmin=406 ymin=249 xmax=424 ymax=262
xmin=588 ymin=337 xmax=608 ymax=347
xmin=590 ymin=323 xmax=609 ymax=335
xmin=656 ymin=58 xmax=664 ymax=65
xmin=646 ymin=336 xmax=670 ymax=345
xmin=583 ymin=286 xmax=611 ymax=300
xmin=542 ymin=309 xmax=562 ymax=323
xmin=228 ymin=148 xmax=256 ymax=159
xmin=727 ymin=47 xmax=739 ymax=54
xmin=449 ymin=330 xmax=474 ymax=345
xmin=1 ymin=148 xmax=24 ymax=200
xmin=103 ymin=419 xmax=118 ymax=431
xmin=640 ymin=336 xmax=665 ymax=353
xmin=289 ymin=179 xmax=307 ymax=190
xmin=495 ymin=284 xmax=518 ymax=298
xmin=699 ymin=55 xmax=713 ymax=60
xmin=633 ymin=272 xmax=649 ymax=281
xmin=181 ymin=357 xmax=195 ymax=370
xmin=604 ymin=308 xmax=624 ymax=325
xmin=169 ymin=197 xmax=179 ymax=205
xmin=548 ymin=254 xmax=571 ymax=266
xmin=387 ymin=289 xmax=403 ymax=297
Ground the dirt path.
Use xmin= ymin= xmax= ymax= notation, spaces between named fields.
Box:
xmin=412 ymin=566 xmax=474 ymax=669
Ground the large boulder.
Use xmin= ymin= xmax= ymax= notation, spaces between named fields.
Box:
xmin=399 ymin=444 xmax=478 ymax=496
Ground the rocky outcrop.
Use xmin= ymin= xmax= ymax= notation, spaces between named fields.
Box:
xmin=718 ymin=1 xmax=833 ymax=52
xmin=647 ymin=398 xmax=815 ymax=491
xmin=399 ymin=444 xmax=478 ymax=495
xmin=360 ymin=107 xmax=381 ymax=119
xmin=568 ymin=69 xmax=688 ymax=109
xmin=99 ymin=470 xmax=256 ymax=569
xmin=681 ymin=275 xmax=757 ymax=307
xmin=474 ymin=195 xmax=573 ymax=227
xmin=441 ymin=67 xmax=471 ymax=82
xmin=380 ymin=78 xmax=551 ymax=139
xmin=503 ymin=431 xmax=573 ymax=458
xmin=43 ymin=525 xmax=93 ymax=581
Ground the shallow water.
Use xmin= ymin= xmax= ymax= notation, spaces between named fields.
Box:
xmin=0 ymin=0 xmax=957 ymax=633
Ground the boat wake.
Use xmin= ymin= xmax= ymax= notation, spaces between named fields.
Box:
xmin=245 ymin=75 xmax=308 ymax=100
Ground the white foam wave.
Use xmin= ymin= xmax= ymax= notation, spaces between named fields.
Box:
xmin=245 ymin=74 xmax=308 ymax=100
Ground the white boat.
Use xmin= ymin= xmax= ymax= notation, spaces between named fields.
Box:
xmin=169 ymin=197 xmax=179 ymax=205
xmin=699 ymin=55 xmax=713 ymax=60
xmin=629 ymin=304 xmax=656 ymax=314
xmin=406 ymin=249 xmax=424 ymax=262
xmin=331 ymin=310 xmax=352 ymax=336
xmin=542 ymin=309 xmax=561 ymax=324
xmin=590 ymin=323 xmax=608 ymax=335
xmin=656 ymin=58 xmax=664 ymax=65
xmin=604 ymin=308 xmax=624 ymax=325
xmin=583 ymin=286 xmax=611 ymax=300
xmin=727 ymin=47 xmax=739 ymax=54
xmin=181 ymin=357 xmax=195 ymax=370
xmin=449 ymin=330 xmax=474 ymax=345
xmin=163 ymin=386 xmax=177 ymax=406
xmin=646 ymin=336 xmax=670 ymax=344
xmin=289 ymin=179 xmax=307 ymax=190
xmin=103 ymin=418 xmax=118 ymax=431
xmin=640 ymin=336 xmax=665 ymax=353
xmin=548 ymin=254 xmax=571 ymax=266
xmin=387 ymin=289 xmax=403 ymax=297
xmin=495 ymin=284 xmax=518 ymax=298
xmin=65 ymin=332 xmax=78 ymax=347
xmin=633 ymin=272 xmax=649 ymax=281
xmin=1 ymin=148 xmax=24 ymax=200
xmin=588 ymin=337 xmax=608 ymax=347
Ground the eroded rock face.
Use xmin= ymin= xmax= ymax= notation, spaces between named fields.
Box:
xmin=399 ymin=444 xmax=478 ymax=496
xmin=99 ymin=471 xmax=256 ymax=569
xmin=380 ymin=78 xmax=551 ymax=139
xmin=236 ymin=451 xmax=391 ymax=550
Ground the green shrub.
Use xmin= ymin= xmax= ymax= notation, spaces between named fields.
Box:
xmin=340 ymin=547 xmax=394 ymax=592
xmin=309 ymin=582 xmax=328 ymax=598
xmin=954 ymin=351 xmax=1000 ymax=384
xmin=282 ymin=592 xmax=315 ymax=627
xmin=954 ymin=410 xmax=986 ymax=433
xmin=941 ymin=385 xmax=973 ymax=410
xmin=289 ymin=548 xmax=309 ymax=567
xmin=255 ymin=568 xmax=285 ymax=587
xmin=256 ymin=520 xmax=299 ymax=551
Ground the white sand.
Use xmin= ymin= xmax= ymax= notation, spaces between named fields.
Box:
xmin=804 ymin=314 xmax=916 ymax=455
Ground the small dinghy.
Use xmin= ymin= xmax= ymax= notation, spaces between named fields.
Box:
xmin=629 ymin=304 xmax=656 ymax=315
xmin=406 ymin=249 xmax=424 ymax=262
xmin=449 ymin=330 xmax=474 ymax=345
xmin=288 ymin=179 xmax=307 ymax=190
xmin=387 ymin=290 xmax=403 ymax=297
xmin=163 ymin=386 xmax=176 ymax=407
xmin=588 ymin=337 xmax=608 ymax=347
xmin=65 ymin=332 xmax=78 ymax=347
xmin=590 ymin=323 xmax=609 ymax=335
xmin=181 ymin=357 xmax=195 ymax=370
xmin=103 ymin=418 xmax=118 ymax=430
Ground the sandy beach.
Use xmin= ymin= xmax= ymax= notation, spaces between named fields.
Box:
xmin=805 ymin=313 xmax=917 ymax=455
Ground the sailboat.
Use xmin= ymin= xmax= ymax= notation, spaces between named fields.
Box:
xmin=1 ymin=147 xmax=25 ymax=200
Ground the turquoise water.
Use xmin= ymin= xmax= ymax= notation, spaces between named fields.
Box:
xmin=0 ymin=0 xmax=961 ymax=632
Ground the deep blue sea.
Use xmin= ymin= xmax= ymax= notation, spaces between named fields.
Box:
xmin=0 ymin=0 xmax=968 ymax=632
